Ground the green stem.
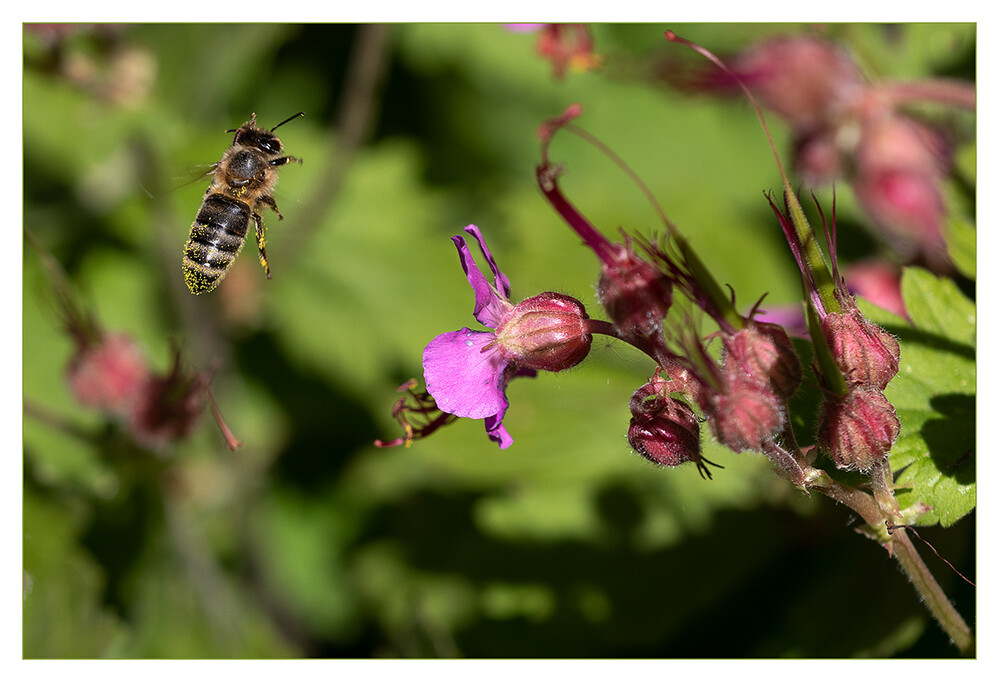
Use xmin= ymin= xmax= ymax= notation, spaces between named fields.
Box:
xmin=889 ymin=528 xmax=974 ymax=654
xmin=806 ymin=470 xmax=883 ymax=527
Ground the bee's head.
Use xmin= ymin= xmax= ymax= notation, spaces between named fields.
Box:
xmin=233 ymin=126 xmax=283 ymax=155
xmin=228 ymin=112 xmax=303 ymax=155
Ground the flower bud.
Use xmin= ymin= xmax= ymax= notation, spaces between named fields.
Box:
xmin=629 ymin=376 xmax=669 ymax=417
xmin=822 ymin=309 xmax=900 ymax=390
xmin=793 ymin=127 xmax=846 ymax=185
xmin=722 ymin=321 xmax=802 ymax=398
xmin=706 ymin=377 xmax=785 ymax=453
xmin=730 ymin=36 xmax=864 ymax=130
xmin=628 ymin=394 xmax=707 ymax=474
xmin=817 ymin=388 xmax=900 ymax=471
xmin=844 ymin=260 xmax=908 ymax=321
xmin=851 ymin=115 xmax=950 ymax=267
xmin=494 ymin=292 xmax=592 ymax=372
xmin=597 ymin=249 xmax=673 ymax=340
xmin=535 ymin=23 xmax=601 ymax=79
xmin=852 ymin=166 xmax=947 ymax=262
xmin=127 ymin=359 xmax=205 ymax=451
xmin=66 ymin=332 xmax=150 ymax=415
xmin=855 ymin=113 xmax=949 ymax=178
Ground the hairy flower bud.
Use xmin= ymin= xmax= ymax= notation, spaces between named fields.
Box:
xmin=628 ymin=384 xmax=712 ymax=476
xmin=817 ymin=388 xmax=900 ymax=471
xmin=722 ymin=321 xmax=802 ymax=398
xmin=66 ymin=332 xmax=150 ymax=415
xmin=597 ymin=249 xmax=673 ymax=340
xmin=628 ymin=409 xmax=699 ymax=467
xmin=705 ymin=377 xmax=785 ymax=453
xmin=494 ymin=292 xmax=592 ymax=372
xmin=822 ymin=310 xmax=900 ymax=390
xmin=629 ymin=376 xmax=669 ymax=418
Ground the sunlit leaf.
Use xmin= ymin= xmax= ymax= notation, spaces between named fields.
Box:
xmin=873 ymin=269 xmax=976 ymax=526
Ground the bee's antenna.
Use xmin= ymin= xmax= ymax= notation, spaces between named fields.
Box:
xmin=271 ymin=111 xmax=305 ymax=132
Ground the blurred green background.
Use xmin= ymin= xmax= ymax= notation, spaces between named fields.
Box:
xmin=22 ymin=23 xmax=975 ymax=658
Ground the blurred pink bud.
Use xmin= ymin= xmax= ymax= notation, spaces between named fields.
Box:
xmin=844 ymin=260 xmax=908 ymax=320
xmin=851 ymin=115 xmax=951 ymax=267
xmin=503 ymin=23 xmax=545 ymax=34
xmin=751 ymin=305 xmax=809 ymax=340
xmin=855 ymin=112 xmax=949 ymax=174
xmin=852 ymin=166 xmax=948 ymax=266
xmin=793 ymin=128 xmax=846 ymax=185
xmin=66 ymin=333 xmax=150 ymax=415
xmin=127 ymin=354 xmax=205 ymax=451
xmin=730 ymin=36 xmax=865 ymax=130
xmin=536 ymin=24 xmax=601 ymax=79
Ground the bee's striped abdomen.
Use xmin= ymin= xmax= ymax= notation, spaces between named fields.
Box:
xmin=183 ymin=195 xmax=251 ymax=295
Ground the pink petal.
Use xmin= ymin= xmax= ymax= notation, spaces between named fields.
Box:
xmin=484 ymin=414 xmax=514 ymax=449
xmin=423 ymin=328 xmax=509 ymax=420
xmin=452 ymin=225 xmax=511 ymax=329
xmin=463 ymin=224 xmax=511 ymax=297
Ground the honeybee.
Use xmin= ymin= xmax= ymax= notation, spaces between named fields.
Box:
xmin=182 ymin=112 xmax=304 ymax=295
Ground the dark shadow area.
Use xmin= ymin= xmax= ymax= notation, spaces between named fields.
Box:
xmin=233 ymin=330 xmax=379 ymax=494
xmin=23 ymin=153 xmax=134 ymax=276
xmin=268 ymin=24 xmax=358 ymax=127
xmin=347 ymin=478 xmax=975 ymax=658
xmin=25 ymin=438 xmax=166 ymax=619
xmin=785 ymin=337 xmax=821 ymax=448
xmin=923 ymin=393 xmax=976 ymax=485
xmin=935 ymin=31 xmax=976 ymax=81
xmin=592 ymin=481 xmax=646 ymax=547
xmin=883 ymin=324 xmax=975 ymax=363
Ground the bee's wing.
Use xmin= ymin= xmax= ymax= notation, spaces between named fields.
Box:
xmin=141 ymin=163 xmax=217 ymax=199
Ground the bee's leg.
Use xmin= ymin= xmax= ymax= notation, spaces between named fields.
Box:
xmin=251 ymin=211 xmax=271 ymax=279
xmin=258 ymin=194 xmax=284 ymax=221
xmin=269 ymin=155 xmax=303 ymax=168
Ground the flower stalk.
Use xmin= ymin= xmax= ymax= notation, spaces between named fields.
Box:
xmin=889 ymin=528 xmax=973 ymax=654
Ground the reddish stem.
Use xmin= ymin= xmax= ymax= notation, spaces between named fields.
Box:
xmin=536 ymin=164 xmax=619 ymax=266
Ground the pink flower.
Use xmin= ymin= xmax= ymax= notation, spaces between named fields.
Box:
xmin=66 ymin=332 xmax=149 ymax=415
xmin=843 ymin=259 xmax=908 ymax=320
xmin=423 ymin=225 xmax=591 ymax=448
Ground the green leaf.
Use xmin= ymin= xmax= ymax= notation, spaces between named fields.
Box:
xmin=23 ymin=488 xmax=127 ymax=658
xmin=944 ymin=215 xmax=976 ymax=280
xmin=898 ymin=268 xmax=975 ymax=345
xmin=874 ymin=268 xmax=975 ymax=526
